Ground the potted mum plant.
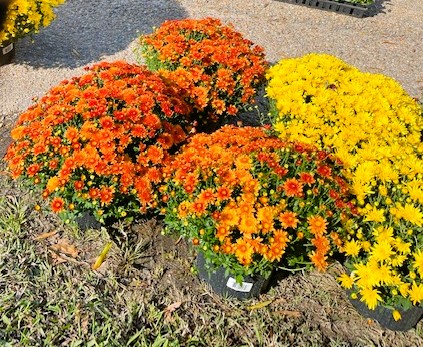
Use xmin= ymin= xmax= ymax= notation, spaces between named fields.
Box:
xmin=266 ymin=52 xmax=423 ymax=329
xmin=161 ymin=125 xmax=357 ymax=299
xmin=5 ymin=61 xmax=192 ymax=228
xmin=0 ymin=0 xmax=66 ymax=65
xmin=137 ymin=18 xmax=268 ymax=132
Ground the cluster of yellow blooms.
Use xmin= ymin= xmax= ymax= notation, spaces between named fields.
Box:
xmin=0 ymin=0 xmax=65 ymax=45
xmin=267 ymin=53 xmax=423 ymax=319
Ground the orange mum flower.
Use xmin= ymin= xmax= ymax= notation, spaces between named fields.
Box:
xmin=265 ymin=243 xmax=285 ymax=262
xmin=312 ymin=235 xmax=330 ymax=254
xmin=283 ymin=178 xmax=303 ymax=197
xmin=147 ymin=145 xmax=164 ymax=164
xmin=216 ymin=225 xmax=230 ymax=241
xmin=147 ymin=167 xmax=161 ymax=183
xmin=143 ymin=114 xmax=161 ymax=130
xmin=216 ymin=186 xmax=231 ymax=200
xmin=279 ymin=211 xmax=299 ymax=229
xmin=192 ymin=200 xmax=207 ymax=216
xmin=239 ymin=216 xmax=258 ymax=234
xmin=89 ymin=188 xmax=100 ymax=200
xmin=46 ymin=177 xmax=60 ymax=193
xmin=74 ymin=180 xmax=84 ymax=191
xmin=307 ymin=215 xmax=327 ymax=235
xmin=157 ymin=133 xmax=174 ymax=149
xmin=234 ymin=239 xmax=254 ymax=266
xmin=51 ymin=197 xmax=65 ymax=213
xmin=100 ymin=187 xmax=114 ymax=205
xmin=220 ymin=207 xmax=239 ymax=227
xmin=198 ymin=188 xmax=215 ymax=205
xmin=272 ymin=230 xmax=289 ymax=248
xmin=309 ymin=251 xmax=328 ymax=272
xmin=170 ymin=124 xmax=187 ymax=144
xmin=27 ymin=163 xmax=40 ymax=177
xmin=299 ymin=172 xmax=315 ymax=185
xmin=317 ymin=165 xmax=332 ymax=178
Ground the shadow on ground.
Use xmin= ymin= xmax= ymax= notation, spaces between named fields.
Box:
xmin=367 ymin=0 xmax=391 ymax=17
xmin=13 ymin=0 xmax=187 ymax=68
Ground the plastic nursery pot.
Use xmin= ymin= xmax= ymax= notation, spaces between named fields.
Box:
xmin=196 ymin=252 xmax=271 ymax=299
xmin=0 ymin=41 xmax=15 ymax=66
xmin=348 ymin=294 xmax=423 ymax=331
xmin=75 ymin=211 xmax=102 ymax=231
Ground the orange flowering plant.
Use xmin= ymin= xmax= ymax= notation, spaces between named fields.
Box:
xmin=138 ymin=18 xmax=268 ymax=131
xmin=5 ymin=61 xmax=191 ymax=225
xmin=161 ymin=125 xmax=357 ymax=281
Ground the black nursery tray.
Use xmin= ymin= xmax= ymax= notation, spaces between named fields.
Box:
xmin=275 ymin=0 xmax=371 ymax=18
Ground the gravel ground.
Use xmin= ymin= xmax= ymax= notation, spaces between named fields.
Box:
xmin=0 ymin=0 xmax=422 ymax=122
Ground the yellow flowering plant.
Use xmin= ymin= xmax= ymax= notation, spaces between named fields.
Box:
xmin=161 ymin=125 xmax=357 ymax=282
xmin=266 ymin=53 xmax=423 ymax=319
xmin=0 ymin=0 xmax=65 ymax=45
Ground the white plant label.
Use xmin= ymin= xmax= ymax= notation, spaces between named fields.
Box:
xmin=226 ymin=277 xmax=253 ymax=293
xmin=2 ymin=43 xmax=13 ymax=55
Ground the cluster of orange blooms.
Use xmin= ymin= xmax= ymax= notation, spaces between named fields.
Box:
xmin=162 ymin=126 xmax=357 ymax=278
xmin=140 ymin=18 xmax=268 ymax=130
xmin=5 ymin=61 xmax=191 ymax=222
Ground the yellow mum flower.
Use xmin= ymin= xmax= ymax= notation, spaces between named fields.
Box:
xmin=407 ymin=183 xmax=423 ymax=204
xmin=372 ymin=225 xmax=394 ymax=244
xmin=354 ymin=261 xmax=381 ymax=288
xmin=399 ymin=283 xmax=410 ymax=297
xmin=343 ymin=240 xmax=361 ymax=257
xmin=360 ymin=240 xmax=372 ymax=252
xmin=395 ymin=203 xmax=423 ymax=226
xmin=409 ymin=282 xmax=423 ymax=305
xmin=412 ymin=250 xmax=423 ymax=278
xmin=392 ymin=310 xmax=402 ymax=321
xmin=338 ymin=273 xmax=354 ymax=289
xmin=394 ymin=237 xmax=411 ymax=254
xmin=364 ymin=205 xmax=386 ymax=223
xmin=370 ymin=241 xmax=393 ymax=263
xmin=359 ymin=287 xmax=382 ymax=310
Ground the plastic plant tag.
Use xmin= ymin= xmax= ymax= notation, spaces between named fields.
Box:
xmin=2 ymin=43 xmax=13 ymax=55
xmin=226 ymin=277 xmax=253 ymax=293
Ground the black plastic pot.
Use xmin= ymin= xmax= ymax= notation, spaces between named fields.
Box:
xmin=0 ymin=41 xmax=15 ymax=66
xmin=196 ymin=252 xmax=271 ymax=299
xmin=348 ymin=295 xmax=423 ymax=331
xmin=75 ymin=211 xmax=102 ymax=231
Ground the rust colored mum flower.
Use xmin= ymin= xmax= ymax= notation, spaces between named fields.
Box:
xmin=51 ymin=197 xmax=65 ymax=213
xmin=139 ymin=17 xmax=268 ymax=132
xmin=162 ymin=125 xmax=356 ymax=280
xmin=5 ymin=61 xmax=192 ymax=225
xmin=283 ymin=178 xmax=304 ymax=197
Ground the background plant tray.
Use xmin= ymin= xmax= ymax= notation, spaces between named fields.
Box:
xmin=275 ymin=0 xmax=370 ymax=18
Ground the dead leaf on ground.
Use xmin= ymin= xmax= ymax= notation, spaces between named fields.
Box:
xmin=248 ymin=299 xmax=274 ymax=310
xmin=164 ymin=301 xmax=183 ymax=322
xmin=274 ymin=310 xmax=302 ymax=318
xmin=271 ymin=297 xmax=287 ymax=306
xmin=48 ymin=249 xmax=68 ymax=265
xmin=382 ymin=41 xmax=397 ymax=45
xmin=49 ymin=241 xmax=79 ymax=258
xmin=33 ymin=230 xmax=58 ymax=241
